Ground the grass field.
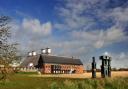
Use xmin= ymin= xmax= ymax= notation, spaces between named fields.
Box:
xmin=0 ymin=71 xmax=128 ymax=89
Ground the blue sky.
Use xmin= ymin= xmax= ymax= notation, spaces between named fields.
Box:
xmin=0 ymin=0 xmax=128 ymax=68
xmin=0 ymin=0 xmax=56 ymax=21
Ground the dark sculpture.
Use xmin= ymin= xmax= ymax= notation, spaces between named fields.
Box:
xmin=100 ymin=55 xmax=111 ymax=78
xmin=92 ymin=57 xmax=96 ymax=78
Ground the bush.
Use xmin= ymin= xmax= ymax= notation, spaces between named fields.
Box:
xmin=63 ymin=80 xmax=78 ymax=89
xmin=50 ymin=82 xmax=59 ymax=89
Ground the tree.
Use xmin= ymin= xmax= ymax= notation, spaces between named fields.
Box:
xmin=0 ymin=16 xmax=18 ymax=80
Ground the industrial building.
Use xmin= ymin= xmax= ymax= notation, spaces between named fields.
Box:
xmin=21 ymin=48 xmax=84 ymax=74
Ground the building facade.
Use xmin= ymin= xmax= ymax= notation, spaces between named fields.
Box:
xmin=21 ymin=54 xmax=84 ymax=74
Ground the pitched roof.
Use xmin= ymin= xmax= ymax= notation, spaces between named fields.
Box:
xmin=20 ymin=55 xmax=40 ymax=67
xmin=21 ymin=54 xmax=83 ymax=67
xmin=41 ymin=55 xmax=83 ymax=65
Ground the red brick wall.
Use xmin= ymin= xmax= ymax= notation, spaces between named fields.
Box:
xmin=44 ymin=64 xmax=51 ymax=73
xmin=75 ymin=65 xmax=85 ymax=73
xmin=42 ymin=63 xmax=84 ymax=74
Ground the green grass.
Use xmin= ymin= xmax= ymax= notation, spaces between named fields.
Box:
xmin=0 ymin=74 xmax=128 ymax=89
xmin=16 ymin=72 xmax=38 ymax=75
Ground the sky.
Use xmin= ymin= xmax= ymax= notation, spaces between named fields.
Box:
xmin=0 ymin=0 xmax=128 ymax=68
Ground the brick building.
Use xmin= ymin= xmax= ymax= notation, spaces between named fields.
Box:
xmin=21 ymin=49 xmax=84 ymax=74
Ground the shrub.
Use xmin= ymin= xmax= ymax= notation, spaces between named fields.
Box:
xmin=50 ymin=82 xmax=59 ymax=89
xmin=63 ymin=80 xmax=79 ymax=89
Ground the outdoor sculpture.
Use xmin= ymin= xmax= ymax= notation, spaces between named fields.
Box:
xmin=91 ymin=55 xmax=112 ymax=78
xmin=92 ymin=57 xmax=96 ymax=78
xmin=100 ymin=55 xmax=111 ymax=78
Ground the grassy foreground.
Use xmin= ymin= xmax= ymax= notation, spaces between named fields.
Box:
xmin=0 ymin=74 xmax=128 ymax=89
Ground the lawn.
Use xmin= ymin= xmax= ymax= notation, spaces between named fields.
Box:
xmin=0 ymin=73 xmax=128 ymax=89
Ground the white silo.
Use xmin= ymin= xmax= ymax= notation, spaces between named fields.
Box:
xmin=28 ymin=52 xmax=32 ymax=56
xmin=46 ymin=48 xmax=51 ymax=54
xmin=32 ymin=51 xmax=37 ymax=56
xmin=41 ymin=49 xmax=46 ymax=54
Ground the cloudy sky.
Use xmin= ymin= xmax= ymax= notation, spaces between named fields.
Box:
xmin=0 ymin=0 xmax=128 ymax=68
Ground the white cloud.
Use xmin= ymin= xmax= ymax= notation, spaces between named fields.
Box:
xmin=10 ymin=18 xmax=53 ymax=55
xmin=71 ymin=26 xmax=127 ymax=49
xmin=108 ymin=7 xmax=128 ymax=22
xmin=106 ymin=26 xmax=125 ymax=41
xmin=95 ymin=26 xmax=127 ymax=48
xmin=111 ymin=52 xmax=128 ymax=68
xmin=55 ymin=0 xmax=96 ymax=30
xmin=54 ymin=0 xmax=128 ymax=50
xmin=119 ymin=52 xmax=126 ymax=59
xmin=22 ymin=18 xmax=52 ymax=36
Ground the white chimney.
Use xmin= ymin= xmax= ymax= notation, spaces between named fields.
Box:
xmin=32 ymin=51 xmax=37 ymax=56
xmin=41 ymin=49 xmax=46 ymax=54
xmin=46 ymin=48 xmax=51 ymax=54
xmin=28 ymin=52 xmax=32 ymax=56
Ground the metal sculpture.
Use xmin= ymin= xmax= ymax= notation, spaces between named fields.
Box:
xmin=100 ymin=55 xmax=111 ymax=78
xmin=92 ymin=57 xmax=96 ymax=78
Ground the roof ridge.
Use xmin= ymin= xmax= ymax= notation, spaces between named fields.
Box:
xmin=41 ymin=54 xmax=79 ymax=60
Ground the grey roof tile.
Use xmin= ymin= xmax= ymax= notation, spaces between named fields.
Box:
xmin=21 ymin=54 xmax=83 ymax=67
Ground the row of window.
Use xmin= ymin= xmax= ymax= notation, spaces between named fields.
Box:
xmin=45 ymin=65 xmax=79 ymax=69
xmin=51 ymin=70 xmax=76 ymax=74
